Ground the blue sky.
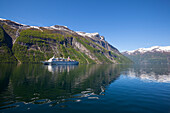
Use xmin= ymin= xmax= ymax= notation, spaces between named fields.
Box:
xmin=1 ymin=0 xmax=170 ymax=51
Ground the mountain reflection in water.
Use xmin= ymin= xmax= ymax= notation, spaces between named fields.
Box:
xmin=0 ymin=64 xmax=127 ymax=110
xmin=123 ymin=64 xmax=170 ymax=83
xmin=1 ymin=64 xmax=170 ymax=113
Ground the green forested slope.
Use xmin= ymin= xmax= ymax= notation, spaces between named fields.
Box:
xmin=0 ymin=27 xmax=17 ymax=62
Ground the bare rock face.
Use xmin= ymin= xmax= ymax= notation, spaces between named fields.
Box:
xmin=76 ymin=31 xmax=120 ymax=54
xmin=0 ymin=18 xmax=131 ymax=64
xmin=72 ymin=39 xmax=99 ymax=63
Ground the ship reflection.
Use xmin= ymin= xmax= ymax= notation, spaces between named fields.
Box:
xmin=45 ymin=65 xmax=78 ymax=73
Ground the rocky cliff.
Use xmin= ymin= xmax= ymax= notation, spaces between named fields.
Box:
xmin=0 ymin=18 xmax=131 ymax=64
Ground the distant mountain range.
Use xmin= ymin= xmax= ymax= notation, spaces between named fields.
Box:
xmin=122 ymin=46 xmax=170 ymax=64
xmin=0 ymin=18 xmax=131 ymax=64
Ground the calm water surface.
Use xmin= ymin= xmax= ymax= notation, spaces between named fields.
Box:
xmin=0 ymin=64 xmax=170 ymax=113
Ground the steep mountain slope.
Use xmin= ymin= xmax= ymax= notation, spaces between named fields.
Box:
xmin=0 ymin=18 xmax=131 ymax=64
xmin=0 ymin=27 xmax=17 ymax=62
xmin=122 ymin=46 xmax=170 ymax=64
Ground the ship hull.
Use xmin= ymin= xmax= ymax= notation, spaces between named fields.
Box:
xmin=42 ymin=61 xmax=79 ymax=65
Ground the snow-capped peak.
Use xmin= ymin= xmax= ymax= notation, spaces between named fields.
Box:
xmin=0 ymin=18 xmax=7 ymax=21
xmin=0 ymin=17 xmax=28 ymax=26
xmin=43 ymin=25 xmax=71 ymax=32
xmin=76 ymin=31 xmax=105 ymax=40
xmin=125 ymin=46 xmax=170 ymax=54
xmin=76 ymin=31 xmax=99 ymax=37
xmin=30 ymin=26 xmax=42 ymax=30
xmin=0 ymin=18 xmax=75 ymax=33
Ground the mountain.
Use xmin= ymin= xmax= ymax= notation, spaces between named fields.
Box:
xmin=122 ymin=46 xmax=170 ymax=64
xmin=0 ymin=18 xmax=131 ymax=64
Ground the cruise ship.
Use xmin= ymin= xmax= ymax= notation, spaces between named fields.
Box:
xmin=42 ymin=56 xmax=79 ymax=65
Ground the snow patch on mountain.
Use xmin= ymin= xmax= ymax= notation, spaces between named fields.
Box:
xmin=76 ymin=31 xmax=105 ymax=40
xmin=29 ymin=26 xmax=43 ymax=31
xmin=30 ymin=26 xmax=40 ymax=29
xmin=0 ymin=18 xmax=7 ymax=21
xmin=0 ymin=18 xmax=28 ymax=26
xmin=76 ymin=32 xmax=99 ymax=37
xmin=50 ymin=25 xmax=67 ymax=30
xmin=43 ymin=25 xmax=73 ymax=33
xmin=0 ymin=18 xmax=70 ymax=31
xmin=125 ymin=46 xmax=170 ymax=55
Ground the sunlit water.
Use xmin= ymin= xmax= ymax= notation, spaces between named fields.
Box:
xmin=0 ymin=64 xmax=170 ymax=113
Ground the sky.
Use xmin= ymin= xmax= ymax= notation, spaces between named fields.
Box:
xmin=1 ymin=0 xmax=170 ymax=52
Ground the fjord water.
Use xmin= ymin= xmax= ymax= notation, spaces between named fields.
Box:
xmin=0 ymin=64 xmax=170 ymax=113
